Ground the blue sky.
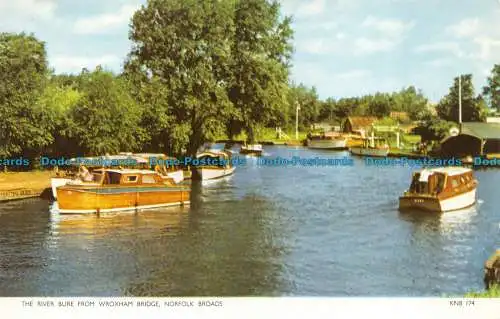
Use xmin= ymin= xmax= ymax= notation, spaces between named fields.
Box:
xmin=1 ymin=0 xmax=500 ymax=103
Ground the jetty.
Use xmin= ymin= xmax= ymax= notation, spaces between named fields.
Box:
xmin=0 ymin=171 xmax=53 ymax=202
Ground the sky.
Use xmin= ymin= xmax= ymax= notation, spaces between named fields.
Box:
xmin=1 ymin=0 xmax=500 ymax=103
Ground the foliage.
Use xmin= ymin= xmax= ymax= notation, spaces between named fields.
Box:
xmin=38 ymin=82 xmax=82 ymax=157
xmin=436 ymin=74 xmax=486 ymax=122
xmin=483 ymin=64 xmax=500 ymax=111
xmin=228 ymin=0 xmax=293 ymax=142
xmin=286 ymin=83 xmax=321 ymax=131
xmin=374 ymin=117 xmax=398 ymax=126
xmin=127 ymin=0 xmax=236 ymax=155
xmin=0 ymin=32 xmax=53 ymax=158
xmin=66 ymin=68 xmax=145 ymax=156
xmin=390 ymin=86 xmax=428 ymax=120
xmin=413 ymin=114 xmax=456 ymax=142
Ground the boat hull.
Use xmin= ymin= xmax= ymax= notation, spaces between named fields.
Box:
xmin=350 ymin=147 xmax=389 ymax=157
xmin=240 ymin=145 xmax=263 ymax=156
xmin=51 ymin=177 xmax=73 ymax=199
xmin=240 ymin=149 xmax=263 ymax=156
xmin=197 ymin=167 xmax=235 ymax=180
xmin=399 ymin=188 xmax=477 ymax=212
xmin=308 ymin=139 xmax=347 ymax=150
xmin=56 ymin=186 xmax=190 ymax=214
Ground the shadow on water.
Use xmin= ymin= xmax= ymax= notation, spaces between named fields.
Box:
xmin=0 ymin=198 xmax=52 ymax=296
xmin=123 ymin=193 xmax=292 ymax=296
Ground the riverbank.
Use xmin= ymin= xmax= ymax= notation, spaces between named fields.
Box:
xmin=0 ymin=171 xmax=53 ymax=202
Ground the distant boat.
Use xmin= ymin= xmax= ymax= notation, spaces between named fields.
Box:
xmin=240 ymin=144 xmax=263 ymax=156
xmin=56 ymin=168 xmax=190 ymax=214
xmin=399 ymin=166 xmax=477 ymax=212
xmin=193 ymin=150 xmax=235 ymax=180
xmin=350 ymin=137 xmax=389 ymax=157
xmin=307 ymin=132 xmax=347 ymax=150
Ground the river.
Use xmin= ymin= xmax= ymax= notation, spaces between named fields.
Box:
xmin=0 ymin=145 xmax=499 ymax=296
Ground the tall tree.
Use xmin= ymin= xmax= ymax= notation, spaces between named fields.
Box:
xmin=0 ymin=33 xmax=53 ymax=158
xmin=483 ymin=64 xmax=500 ymax=111
xmin=436 ymin=74 xmax=486 ymax=122
xmin=228 ymin=0 xmax=293 ymax=142
xmin=127 ymin=0 xmax=235 ymax=155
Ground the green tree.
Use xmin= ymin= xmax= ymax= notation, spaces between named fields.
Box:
xmin=127 ymin=0 xmax=235 ymax=155
xmin=0 ymin=33 xmax=53 ymax=159
xmin=391 ymin=86 xmax=428 ymax=120
xmin=436 ymin=74 xmax=485 ymax=122
xmin=288 ymin=84 xmax=320 ymax=130
xmin=38 ymin=82 xmax=82 ymax=157
xmin=483 ymin=64 xmax=500 ymax=111
xmin=67 ymin=68 xmax=145 ymax=156
xmin=367 ymin=92 xmax=391 ymax=118
xmin=228 ymin=0 xmax=293 ymax=142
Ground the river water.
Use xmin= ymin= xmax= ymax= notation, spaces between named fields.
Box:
xmin=0 ymin=146 xmax=499 ymax=296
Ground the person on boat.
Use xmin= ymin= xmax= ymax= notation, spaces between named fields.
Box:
xmin=78 ymin=165 xmax=93 ymax=182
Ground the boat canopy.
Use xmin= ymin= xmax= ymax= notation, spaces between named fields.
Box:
xmin=196 ymin=150 xmax=232 ymax=159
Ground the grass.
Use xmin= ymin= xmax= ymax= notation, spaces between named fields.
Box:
xmin=464 ymin=285 xmax=500 ymax=298
xmin=215 ymin=127 xmax=307 ymax=144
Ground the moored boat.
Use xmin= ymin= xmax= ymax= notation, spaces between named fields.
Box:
xmin=399 ymin=166 xmax=478 ymax=212
xmin=307 ymin=132 xmax=347 ymax=150
xmin=193 ymin=150 xmax=235 ymax=180
xmin=350 ymin=137 xmax=389 ymax=157
xmin=56 ymin=168 xmax=190 ymax=214
xmin=50 ymin=154 xmax=149 ymax=199
xmin=240 ymin=144 xmax=263 ymax=156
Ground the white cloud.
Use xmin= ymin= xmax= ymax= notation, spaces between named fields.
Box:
xmin=0 ymin=0 xmax=56 ymax=19
xmin=0 ymin=0 xmax=57 ymax=31
xmin=361 ymin=16 xmax=415 ymax=38
xmin=295 ymin=0 xmax=325 ymax=17
xmin=423 ymin=58 xmax=453 ymax=68
xmin=414 ymin=41 xmax=465 ymax=58
xmin=473 ymin=36 xmax=500 ymax=61
xmin=50 ymin=54 xmax=121 ymax=73
xmin=334 ymin=69 xmax=371 ymax=80
xmin=297 ymin=38 xmax=338 ymax=54
xmin=73 ymin=4 xmax=140 ymax=35
xmin=354 ymin=37 xmax=396 ymax=54
xmin=445 ymin=18 xmax=480 ymax=38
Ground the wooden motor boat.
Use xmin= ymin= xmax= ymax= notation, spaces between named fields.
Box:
xmin=56 ymin=168 xmax=190 ymax=214
xmin=307 ymin=132 xmax=347 ymax=150
xmin=240 ymin=144 xmax=263 ymax=156
xmin=193 ymin=150 xmax=235 ymax=180
xmin=350 ymin=137 xmax=389 ymax=157
xmin=51 ymin=154 xmax=149 ymax=199
xmin=399 ymin=167 xmax=478 ymax=212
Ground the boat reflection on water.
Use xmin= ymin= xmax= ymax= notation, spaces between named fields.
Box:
xmin=398 ymin=199 xmax=482 ymax=236
xmin=49 ymin=202 xmax=190 ymax=238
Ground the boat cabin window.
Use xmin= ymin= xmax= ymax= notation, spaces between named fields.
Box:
xmin=124 ymin=175 xmax=138 ymax=183
xmin=142 ymin=174 xmax=157 ymax=184
xmin=451 ymin=178 xmax=459 ymax=188
xmin=103 ymin=172 xmax=122 ymax=185
xmin=92 ymin=173 xmax=103 ymax=183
